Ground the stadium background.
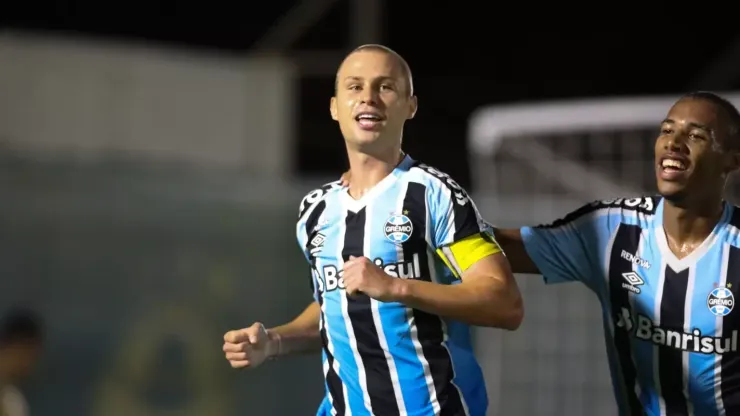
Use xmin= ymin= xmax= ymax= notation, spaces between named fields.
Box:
xmin=2 ymin=2 xmax=740 ymax=415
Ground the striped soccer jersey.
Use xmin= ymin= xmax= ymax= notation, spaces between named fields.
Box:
xmin=521 ymin=196 xmax=740 ymax=416
xmin=296 ymin=155 xmax=500 ymax=416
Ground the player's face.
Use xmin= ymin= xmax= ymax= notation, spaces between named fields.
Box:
xmin=655 ymin=98 xmax=737 ymax=201
xmin=330 ymin=50 xmax=417 ymax=149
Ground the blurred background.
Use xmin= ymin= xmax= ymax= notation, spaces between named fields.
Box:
xmin=2 ymin=2 xmax=740 ymax=415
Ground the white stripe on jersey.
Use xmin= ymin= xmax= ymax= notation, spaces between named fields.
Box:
xmin=627 ymin=230 xmax=647 ymax=405
xmin=301 ymin=193 xmax=347 ymax=415
xmin=393 ymin=181 xmax=442 ymax=415
xmin=366 ymin=194 xmax=407 ymax=415
xmin=682 ymin=265 xmax=697 ymax=415
xmin=440 ymin=246 xmax=463 ymax=276
xmin=603 ymin=223 xmax=631 ymax=411
xmin=714 ymin=242 xmax=731 ymax=416
xmin=414 ymin=179 xmax=469 ymax=416
xmin=336 ymin=203 xmax=372 ymax=414
xmin=654 ymin=260 xmax=668 ymax=416
xmin=426 ymin=171 xmax=457 ymax=244
xmin=318 ymin=254 xmax=350 ymax=416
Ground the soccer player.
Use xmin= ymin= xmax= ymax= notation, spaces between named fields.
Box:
xmin=223 ymin=44 xmax=523 ymax=416
xmin=0 ymin=308 xmax=43 ymax=416
xmin=491 ymin=92 xmax=740 ymax=415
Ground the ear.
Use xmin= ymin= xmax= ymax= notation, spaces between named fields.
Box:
xmin=330 ymin=97 xmax=338 ymax=121
xmin=407 ymin=95 xmax=418 ymax=120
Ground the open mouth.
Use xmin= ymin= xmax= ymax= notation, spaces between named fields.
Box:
xmin=355 ymin=112 xmax=385 ymax=130
xmin=658 ymin=153 xmax=690 ymax=179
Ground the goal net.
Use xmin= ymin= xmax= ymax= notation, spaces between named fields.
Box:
xmin=467 ymin=93 xmax=740 ymax=416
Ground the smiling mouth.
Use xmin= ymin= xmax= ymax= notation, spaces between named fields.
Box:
xmin=355 ymin=113 xmax=385 ymax=130
xmin=660 ymin=158 xmax=687 ymax=172
xmin=657 ymin=155 xmax=690 ymax=180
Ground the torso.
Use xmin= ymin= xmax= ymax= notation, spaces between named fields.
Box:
xmin=603 ymin=197 xmax=740 ymax=415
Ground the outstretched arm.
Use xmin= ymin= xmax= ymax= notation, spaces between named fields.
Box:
xmin=492 ymin=228 xmax=540 ymax=274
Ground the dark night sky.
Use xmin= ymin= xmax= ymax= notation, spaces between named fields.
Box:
xmin=4 ymin=1 xmax=739 ymax=186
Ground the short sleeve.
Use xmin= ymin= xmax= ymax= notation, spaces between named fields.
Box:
xmin=420 ymin=165 xmax=503 ymax=278
xmin=296 ymin=181 xmax=339 ymax=261
xmin=520 ymin=198 xmax=652 ymax=286
xmin=427 ymin=172 xmax=485 ymax=249
xmin=296 ymin=184 xmax=335 ymax=296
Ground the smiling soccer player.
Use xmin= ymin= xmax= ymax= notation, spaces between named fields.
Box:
xmin=223 ymin=45 xmax=523 ymax=416
xmin=490 ymin=92 xmax=740 ymax=415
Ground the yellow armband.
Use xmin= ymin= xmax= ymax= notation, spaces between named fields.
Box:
xmin=436 ymin=232 xmax=502 ymax=279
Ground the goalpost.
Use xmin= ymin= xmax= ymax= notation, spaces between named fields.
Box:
xmin=467 ymin=93 xmax=740 ymax=416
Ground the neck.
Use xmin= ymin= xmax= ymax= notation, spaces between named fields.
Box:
xmin=346 ymin=143 xmax=403 ymax=198
xmin=662 ymin=197 xmax=724 ymax=244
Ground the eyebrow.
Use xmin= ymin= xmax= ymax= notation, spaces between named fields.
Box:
xmin=342 ymin=76 xmax=396 ymax=83
xmin=662 ymin=118 xmax=713 ymax=131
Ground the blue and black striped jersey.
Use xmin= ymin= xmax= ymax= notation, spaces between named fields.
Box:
xmin=296 ymin=155 xmax=500 ymax=416
xmin=522 ymin=196 xmax=740 ymax=416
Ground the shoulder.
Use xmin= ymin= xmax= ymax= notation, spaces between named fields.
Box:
xmin=297 ymin=180 xmax=343 ymax=221
xmin=407 ymin=161 xmax=470 ymax=201
xmin=536 ymin=196 xmax=660 ymax=229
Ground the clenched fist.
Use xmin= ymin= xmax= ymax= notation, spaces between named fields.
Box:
xmin=223 ymin=322 xmax=277 ymax=369
xmin=344 ymin=255 xmax=401 ymax=302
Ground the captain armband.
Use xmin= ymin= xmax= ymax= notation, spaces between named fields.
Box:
xmin=436 ymin=231 xmax=502 ymax=279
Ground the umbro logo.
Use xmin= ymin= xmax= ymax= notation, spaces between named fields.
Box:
xmin=621 ymin=272 xmax=645 ymax=294
xmin=309 ymin=233 xmax=326 ymax=256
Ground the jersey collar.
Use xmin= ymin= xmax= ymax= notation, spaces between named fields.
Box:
xmin=654 ymin=198 xmax=732 ymax=272
xmin=341 ymin=153 xmax=414 ymax=213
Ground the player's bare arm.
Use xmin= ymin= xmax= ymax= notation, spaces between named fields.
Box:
xmin=223 ymin=301 xmax=321 ymax=369
xmin=266 ymin=301 xmax=322 ymax=356
xmin=343 ymin=246 xmax=523 ymax=330
xmin=490 ymin=228 xmax=540 ymax=274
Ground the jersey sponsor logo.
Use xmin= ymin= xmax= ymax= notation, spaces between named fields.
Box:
xmin=384 ymin=214 xmax=413 ymax=244
xmin=417 ymin=163 xmax=470 ymax=206
xmin=708 ymin=287 xmax=735 ymax=317
xmin=616 ymin=307 xmax=739 ymax=354
xmin=621 ymin=271 xmax=645 ymax=294
xmin=313 ymin=253 xmax=423 ymax=293
xmin=620 ymin=250 xmax=651 ymax=269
